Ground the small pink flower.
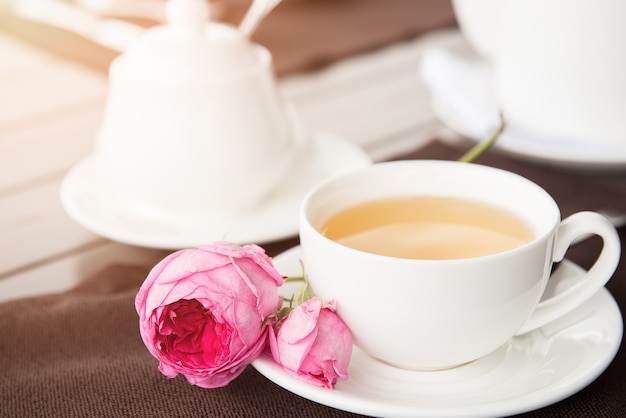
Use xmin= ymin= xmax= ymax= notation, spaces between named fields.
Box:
xmin=135 ymin=242 xmax=283 ymax=388
xmin=269 ymin=297 xmax=353 ymax=389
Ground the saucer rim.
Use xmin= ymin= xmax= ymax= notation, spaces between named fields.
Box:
xmin=252 ymin=245 xmax=623 ymax=418
xmin=60 ymin=132 xmax=370 ymax=249
xmin=432 ymin=97 xmax=626 ymax=172
xmin=426 ymin=51 xmax=626 ymax=172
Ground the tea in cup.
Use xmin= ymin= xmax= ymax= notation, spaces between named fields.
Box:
xmin=299 ymin=160 xmax=621 ymax=370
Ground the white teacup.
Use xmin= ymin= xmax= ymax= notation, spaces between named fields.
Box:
xmin=452 ymin=0 xmax=626 ymax=148
xmin=451 ymin=0 xmax=501 ymax=60
xmin=493 ymin=0 xmax=626 ymax=148
xmin=299 ymin=160 xmax=620 ymax=370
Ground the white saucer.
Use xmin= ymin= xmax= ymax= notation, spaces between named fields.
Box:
xmin=60 ymin=132 xmax=370 ymax=249
xmin=253 ymin=246 xmax=623 ymax=418
xmin=420 ymin=48 xmax=626 ymax=172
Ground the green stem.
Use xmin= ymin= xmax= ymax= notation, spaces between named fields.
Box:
xmin=284 ymin=276 xmax=305 ymax=283
xmin=458 ymin=112 xmax=506 ymax=163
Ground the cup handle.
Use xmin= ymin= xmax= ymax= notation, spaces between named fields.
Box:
xmin=515 ymin=211 xmax=621 ymax=335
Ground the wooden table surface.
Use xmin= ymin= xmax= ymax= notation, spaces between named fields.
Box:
xmin=0 ymin=19 xmax=465 ymax=302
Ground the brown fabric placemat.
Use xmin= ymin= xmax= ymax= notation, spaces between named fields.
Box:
xmin=1 ymin=141 xmax=625 ymax=417
xmin=0 ymin=0 xmax=456 ymax=76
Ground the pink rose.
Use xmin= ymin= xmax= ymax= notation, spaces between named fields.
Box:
xmin=269 ymin=297 xmax=353 ymax=389
xmin=135 ymin=242 xmax=283 ymax=388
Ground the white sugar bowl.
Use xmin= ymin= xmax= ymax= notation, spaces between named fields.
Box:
xmin=94 ymin=0 xmax=302 ymax=222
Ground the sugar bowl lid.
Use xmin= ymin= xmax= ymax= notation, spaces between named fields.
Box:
xmin=115 ymin=0 xmax=261 ymax=82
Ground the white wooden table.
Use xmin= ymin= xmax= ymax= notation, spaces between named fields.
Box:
xmin=0 ymin=24 xmax=466 ymax=302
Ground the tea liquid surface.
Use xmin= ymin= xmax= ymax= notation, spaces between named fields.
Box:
xmin=320 ymin=196 xmax=533 ymax=259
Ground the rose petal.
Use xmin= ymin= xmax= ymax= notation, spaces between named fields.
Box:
xmin=135 ymin=242 xmax=283 ymax=388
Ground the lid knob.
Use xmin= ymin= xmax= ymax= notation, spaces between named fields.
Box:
xmin=165 ymin=0 xmax=210 ymax=37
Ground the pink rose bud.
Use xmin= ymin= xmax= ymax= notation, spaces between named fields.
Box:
xmin=135 ymin=242 xmax=283 ymax=388
xmin=270 ymin=297 xmax=353 ymax=389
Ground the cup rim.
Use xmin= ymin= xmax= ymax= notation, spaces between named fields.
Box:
xmin=300 ymin=160 xmax=561 ymax=264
